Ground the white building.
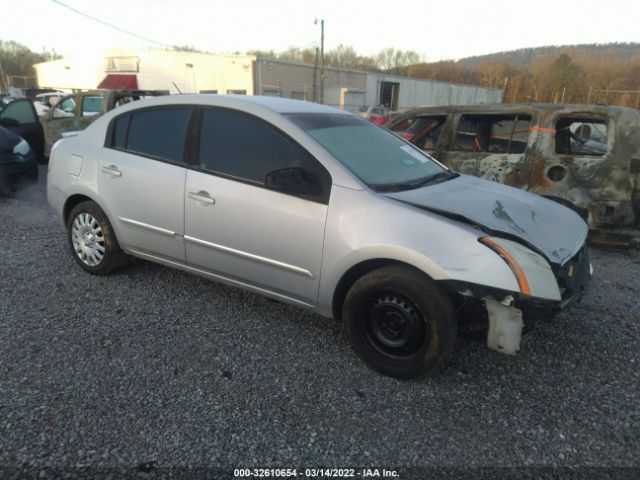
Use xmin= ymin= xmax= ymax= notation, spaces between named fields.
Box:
xmin=34 ymin=48 xmax=502 ymax=111
xmin=34 ymin=48 xmax=255 ymax=95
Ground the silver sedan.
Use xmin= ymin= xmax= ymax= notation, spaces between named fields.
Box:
xmin=47 ymin=95 xmax=592 ymax=378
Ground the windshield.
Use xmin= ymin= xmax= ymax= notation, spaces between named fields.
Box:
xmin=286 ymin=113 xmax=448 ymax=190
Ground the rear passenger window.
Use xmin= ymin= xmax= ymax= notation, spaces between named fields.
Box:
xmin=125 ymin=107 xmax=192 ymax=163
xmin=555 ymin=117 xmax=607 ymax=156
xmin=455 ymin=115 xmax=531 ymax=154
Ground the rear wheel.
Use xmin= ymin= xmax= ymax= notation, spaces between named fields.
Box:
xmin=343 ymin=265 xmax=456 ymax=379
xmin=67 ymin=201 xmax=127 ymax=275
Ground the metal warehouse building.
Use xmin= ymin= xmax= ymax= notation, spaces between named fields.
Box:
xmin=34 ymin=48 xmax=502 ymax=111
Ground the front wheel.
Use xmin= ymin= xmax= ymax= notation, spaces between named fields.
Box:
xmin=67 ymin=200 xmax=128 ymax=275
xmin=343 ymin=265 xmax=457 ymax=379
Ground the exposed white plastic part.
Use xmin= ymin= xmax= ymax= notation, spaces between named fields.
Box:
xmin=485 ymin=297 xmax=524 ymax=355
xmin=61 ymin=131 xmax=81 ymax=138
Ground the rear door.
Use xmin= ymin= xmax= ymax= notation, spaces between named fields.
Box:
xmin=0 ymin=99 xmax=45 ymax=160
xmin=99 ymin=106 xmax=193 ymax=262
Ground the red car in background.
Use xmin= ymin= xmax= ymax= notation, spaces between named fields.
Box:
xmin=357 ymin=105 xmax=399 ymax=125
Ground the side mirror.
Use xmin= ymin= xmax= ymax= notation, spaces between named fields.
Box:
xmin=265 ymin=167 xmax=317 ymax=196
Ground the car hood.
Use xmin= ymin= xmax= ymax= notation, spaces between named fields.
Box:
xmin=383 ymin=174 xmax=588 ymax=265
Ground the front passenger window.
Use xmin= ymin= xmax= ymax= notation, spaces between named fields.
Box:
xmin=198 ymin=108 xmax=331 ymax=202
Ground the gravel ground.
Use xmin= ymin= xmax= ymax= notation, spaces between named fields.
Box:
xmin=0 ymin=167 xmax=638 ymax=477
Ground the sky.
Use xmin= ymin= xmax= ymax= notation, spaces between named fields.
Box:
xmin=4 ymin=0 xmax=640 ymax=61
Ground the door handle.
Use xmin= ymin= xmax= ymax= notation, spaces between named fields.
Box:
xmin=101 ymin=165 xmax=121 ymax=177
xmin=188 ymin=191 xmax=215 ymax=205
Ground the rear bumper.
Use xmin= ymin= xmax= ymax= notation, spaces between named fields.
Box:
xmin=46 ymin=181 xmax=66 ymax=227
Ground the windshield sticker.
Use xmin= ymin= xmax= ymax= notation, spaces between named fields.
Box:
xmin=400 ymin=145 xmax=427 ymax=163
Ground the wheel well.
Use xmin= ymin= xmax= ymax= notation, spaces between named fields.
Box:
xmin=63 ymin=194 xmax=94 ymax=225
xmin=332 ymin=259 xmax=429 ymax=321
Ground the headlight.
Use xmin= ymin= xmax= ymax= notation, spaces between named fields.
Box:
xmin=479 ymin=237 xmax=532 ymax=296
xmin=12 ymin=138 xmax=31 ymax=157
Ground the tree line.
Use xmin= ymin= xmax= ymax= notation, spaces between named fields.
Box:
xmin=0 ymin=40 xmax=60 ymax=91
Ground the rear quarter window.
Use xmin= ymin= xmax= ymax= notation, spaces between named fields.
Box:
xmin=555 ymin=117 xmax=608 ymax=156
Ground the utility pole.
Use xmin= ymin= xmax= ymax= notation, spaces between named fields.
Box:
xmin=315 ymin=18 xmax=325 ymax=104
xmin=313 ymin=46 xmax=319 ymax=102
xmin=0 ymin=60 xmax=7 ymax=92
xmin=320 ymin=19 xmax=324 ymax=104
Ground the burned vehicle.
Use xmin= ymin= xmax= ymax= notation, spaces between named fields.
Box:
xmin=48 ymin=95 xmax=592 ymax=379
xmin=43 ymin=89 xmax=168 ymax=155
xmin=385 ymin=104 xmax=640 ymax=233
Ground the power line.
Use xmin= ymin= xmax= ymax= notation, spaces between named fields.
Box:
xmin=50 ymin=0 xmax=172 ymax=48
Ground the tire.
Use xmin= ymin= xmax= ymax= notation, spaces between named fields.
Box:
xmin=66 ymin=200 xmax=128 ymax=275
xmin=343 ymin=265 xmax=457 ymax=379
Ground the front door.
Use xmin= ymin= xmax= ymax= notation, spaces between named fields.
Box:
xmin=184 ymin=107 xmax=331 ymax=304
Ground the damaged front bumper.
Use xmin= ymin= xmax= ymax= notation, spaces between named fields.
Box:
xmin=441 ymin=244 xmax=593 ymax=355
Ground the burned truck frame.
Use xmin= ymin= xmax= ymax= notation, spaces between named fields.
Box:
xmin=385 ymin=104 xmax=640 ymax=232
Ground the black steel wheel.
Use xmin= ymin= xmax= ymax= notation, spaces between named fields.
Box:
xmin=343 ymin=265 xmax=456 ymax=379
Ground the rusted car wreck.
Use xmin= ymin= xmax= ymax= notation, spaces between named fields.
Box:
xmin=386 ymin=104 xmax=640 ymax=242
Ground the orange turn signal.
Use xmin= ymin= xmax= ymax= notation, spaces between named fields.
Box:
xmin=479 ymin=237 xmax=532 ymax=296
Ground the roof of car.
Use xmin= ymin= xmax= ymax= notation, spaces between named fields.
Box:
xmin=113 ymin=93 xmax=344 ymax=115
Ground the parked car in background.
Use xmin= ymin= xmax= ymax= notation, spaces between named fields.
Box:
xmin=0 ymin=99 xmax=43 ymax=190
xmin=48 ymin=95 xmax=591 ymax=379
xmin=385 ymin=104 xmax=640 ymax=231
xmin=33 ymin=91 xmax=66 ymax=118
xmin=43 ymin=89 xmax=169 ymax=155
xmin=0 ymin=98 xmax=45 ymax=163
xmin=358 ymin=105 xmax=398 ymax=125
xmin=1 ymin=95 xmax=17 ymax=107
xmin=0 ymin=127 xmax=38 ymax=191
